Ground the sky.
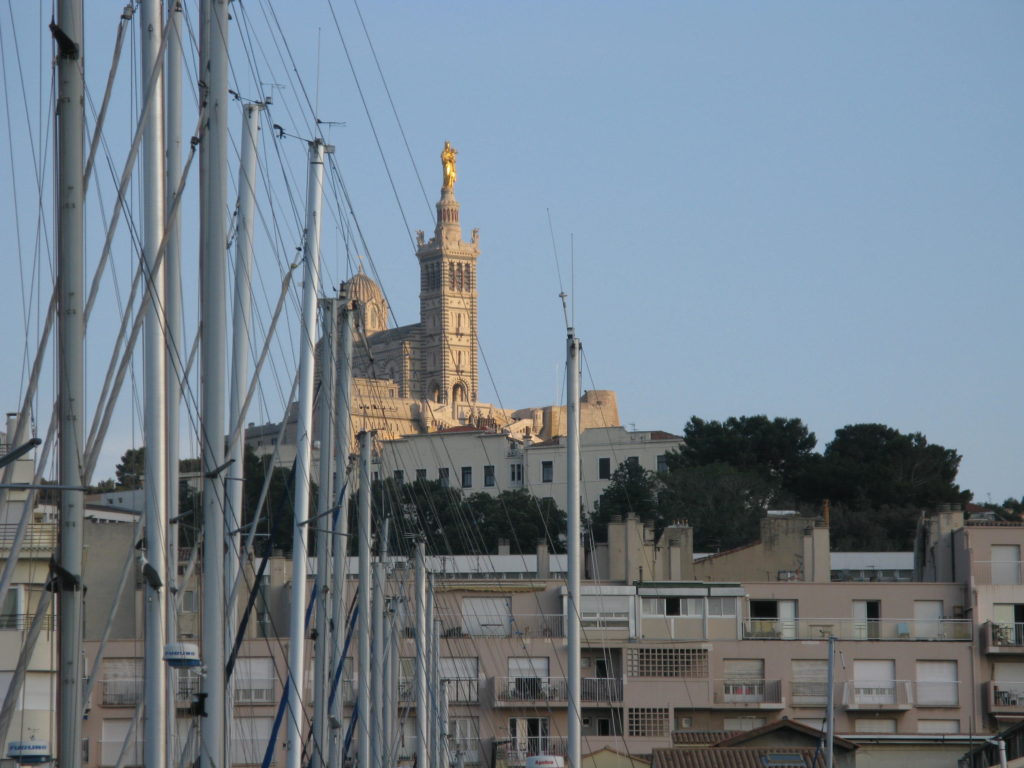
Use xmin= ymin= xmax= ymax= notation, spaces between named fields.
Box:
xmin=1 ymin=1 xmax=1021 ymax=504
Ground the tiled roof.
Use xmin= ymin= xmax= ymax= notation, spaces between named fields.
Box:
xmin=714 ymin=720 xmax=857 ymax=752
xmin=653 ymin=747 xmax=824 ymax=768
xmin=671 ymin=731 xmax=739 ymax=746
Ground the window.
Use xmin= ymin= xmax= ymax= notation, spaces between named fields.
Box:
xmin=439 ymin=467 xmax=449 ymax=487
xmin=791 ymin=660 xmax=828 ymax=707
xmin=507 ymin=657 xmax=550 ymax=699
xmin=916 ymin=660 xmax=958 ymax=706
xmin=853 ymin=599 xmax=881 ymax=639
xmin=674 ymin=713 xmax=693 ymax=730
xmin=723 ymin=659 xmax=767 ymax=703
xmin=992 ymin=545 xmax=1022 ymax=585
xmin=416 ymin=469 xmax=427 ymax=481
xmin=581 ymin=595 xmax=631 ymax=630
xmin=748 ymin=599 xmax=797 ymax=639
xmin=182 ymin=589 xmax=198 ymax=613
xmin=509 ymin=717 xmax=548 ymax=754
xmin=235 ymin=658 xmax=275 ymax=704
xmin=541 ymin=461 xmax=553 ymax=483
xmin=627 ymin=707 xmax=668 ymax=737
xmin=393 ymin=469 xmax=404 ymax=484
xmin=461 ymin=466 xmax=472 ymax=488
xmin=101 ymin=659 xmax=142 ymax=706
xmin=449 ymin=717 xmax=480 ymax=762
xmin=643 ymin=597 xmax=703 ymax=617
xmin=913 ymin=600 xmax=942 ymax=638
xmin=918 ymin=719 xmax=959 ymax=734
xmin=484 ymin=465 xmax=495 ymax=487
xmin=510 ymin=463 xmax=523 ymax=483
xmin=598 ymin=458 xmax=611 ymax=479
xmin=463 ymin=597 xmax=511 ymax=636
xmin=627 ymin=648 xmax=708 ymax=679
xmin=708 ymin=597 xmax=737 ymax=617
xmin=852 ymin=659 xmax=896 ymax=705
xmin=854 ymin=719 xmax=897 ymax=734
xmin=440 ymin=657 xmax=480 ymax=703
xmin=596 ymin=718 xmax=612 ymax=736
xmin=656 ymin=454 xmax=668 ymax=473
xmin=723 ymin=716 xmax=765 ymax=731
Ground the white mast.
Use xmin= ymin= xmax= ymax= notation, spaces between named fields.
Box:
xmin=313 ymin=295 xmax=338 ymax=767
xmin=55 ymin=2 xmax=85 ymax=766
xmin=431 ymin=580 xmax=441 ymax=768
xmin=225 ymin=101 xmax=262 ymax=768
xmin=140 ymin=2 xmax=167 ymax=767
xmin=826 ymin=635 xmax=835 ymax=768
xmin=287 ymin=138 xmax=329 ymax=768
xmin=372 ymin=518 xmax=389 ymax=768
xmin=357 ymin=431 xmax=373 ymax=768
xmin=199 ymin=0 xmax=230 ymax=764
xmin=415 ymin=540 xmax=429 ymax=768
xmin=328 ymin=289 xmax=354 ymax=768
xmin=566 ymin=329 xmax=582 ymax=768
xmin=163 ymin=2 xmax=183 ymax=762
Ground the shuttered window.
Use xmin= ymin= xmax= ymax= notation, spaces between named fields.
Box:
xmin=916 ymin=660 xmax=958 ymax=706
xmin=791 ymin=659 xmax=828 ymax=707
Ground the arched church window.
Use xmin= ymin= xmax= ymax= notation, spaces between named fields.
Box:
xmin=432 ymin=384 xmax=442 ymax=403
xmin=449 ymin=263 xmax=455 ymax=289
xmin=452 ymin=383 xmax=466 ymax=402
xmin=465 ymin=266 xmax=472 ymax=291
xmin=456 ymin=263 xmax=464 ymax=292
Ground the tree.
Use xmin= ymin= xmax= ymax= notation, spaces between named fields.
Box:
xmin=658 ymin=462 xmax=774 ymax=552
xmin=115 ymin=447 xmax=145 ymax=489
xmin=473 ymin=490 xmax=566 ymax=554
xmin=591 ymin=459 xmax=662 ymax=541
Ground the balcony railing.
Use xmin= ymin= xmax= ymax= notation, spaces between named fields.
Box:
xmin=987 ymin=621 xmax=1024 ymax=649
xmin=430 ymin=613 xmax=565 ymax=638
xmin=235 ymin=678 xmax=275 ymax=705
xmin=0 ymin=612 xmax=55 ymax=631
xmin=102 ymin=678 xmax=142 ymax=707
xmin=0 ymin=522 xmax=58 ymax=550
xmin=712 ymin=678 xmax=783 ymax=707
xmin=842 ymin=680 xmax=914 ymax=710
xmin=496 ymin=738 xmax=568 ymax=767
xmin=975 ymin=560 xmax=1024 ymax=585
xmin=741 ymin=617 xmax=971 ymax=641
xmin=494 ymin=676 xmax=568 ymax=704
xmin=988 ymin=681 xmax=1024 ymax=712
xmin=580 ymin=677 xmax=623 ymax=702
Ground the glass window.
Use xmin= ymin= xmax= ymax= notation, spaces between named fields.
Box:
xmin=656 ymin=454 xmax=668 ymax=473
xmin=393 ymin=469 xmax=404 ymax=483
xmin=416 ymin=469 xmax=427 ymax=481
xmin=542 ymin=461 xmax=553 ymax=483
xmin=708 ymin=597 xmax=737 ymax=617
xmin=461 ymin=467 xmax=472 ymax=488
xmin=439 ymin=468 xmax=449 ymax=487
xmin=484 ymin=465 xmax=495 ymax=487
xmin=510 ymin=463 xmax=523 ymax=483
xmin=598 ymin=458 xmax=611 ymax=479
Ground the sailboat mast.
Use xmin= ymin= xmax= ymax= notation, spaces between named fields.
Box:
xmin=199 ymin=0 xmax=230 ymax=764
xmin=566 ymin=330 xmax=582 ymax=768
xmin=415 ymin=540 xmax=429 ymax=768
xmin=140 ymin=1 xmax=168 ymax=766
xmin=357 ymin=431 xmax=373 ymax=768
xmin=54 ymin=1 xmax=86 ymax=765
xmin=287 ymin=138 xmax=329 ymax=768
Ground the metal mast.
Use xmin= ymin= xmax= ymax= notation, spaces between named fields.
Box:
xmin=55 ymin=1 xmax=85 ymax=765
xmin=415 ymin=541 xmax=429 ymax=768
xmin=328 ymin=289 xmax=354 ymax=768
xmin=199 ymin=0 xmax=230 ymax=765
xmin=225 ymin=101 xmax=262 ymax=767
xmin=566 ymin=330 xmax=582 ymax=768
xmin=357 ymin=431 xmax=373 ymax=768
xmin=163 ymin=2 xmax=183 ymax=761
xmin=372 ymin=519 xmax=388 ymax=768
xmin=287 ymin=138 xmax=329 ymax=768
xmin=312 ymin=295 xmax=338 ymax=767
xmin=140 ymin=2 xmax=167 ymax=766
xmin=826 ymin=636 xmax=835 ymax=768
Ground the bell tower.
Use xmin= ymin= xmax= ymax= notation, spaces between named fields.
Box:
xmin=417 ymin=141 xmax=479 ymax=405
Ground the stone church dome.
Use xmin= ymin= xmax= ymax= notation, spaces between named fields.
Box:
xmin=347 ymin=264 xmax=389 ymax=334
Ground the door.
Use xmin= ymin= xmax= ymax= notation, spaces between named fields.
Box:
xmin=463 ymin=596 xmax=511 ymax=636
xmin=509 ymin=717 xmax=549 ymax=756
xmin=853 ymin=600 xmax=881 ymax=640
xmin=791 ymin=659 xmax=828 ymax=706
xmin=778 ymin=600 xmax=798 ymax=639
xmin=853 ymin=659 xmax=895 ymax=705
xmin=914 ymin=600 xmax=943 ymax=639
xmin=723 ymin=659 xmax=765 ymax=703
xmin=508 ymin=657 xmax=549 ymax=699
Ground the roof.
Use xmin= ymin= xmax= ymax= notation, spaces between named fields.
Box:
xmin=672 ymin=731 xmax=738 ymax=746
xmin=652 ymin=747 xmax=825 ymax=768
xmin=714 ymin=720 xmax=857 ymax=752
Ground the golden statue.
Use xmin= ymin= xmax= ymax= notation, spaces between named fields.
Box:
xmin=441 ymin=140 xmax=457 ymax=190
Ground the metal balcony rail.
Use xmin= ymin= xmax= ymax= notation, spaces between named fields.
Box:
xmin=841 ymin=679 xmax=914 ymax=708
xmin=991 ymin=681 xmax=1024 ymax=708
xmin=494 ymin=676 xmax=568 ymax=702
xmin=234 ymin=677 xmax=275 ymax=704
xmin=430 ymin=612 xmax=565 ymax=638
xmin=176 ymin=672 xmax=203 ymax=701
xmin=101 ymin=678 xmax=143 ymax=707
xmin=497 ymin=738 xmax=569 ymax=766
xmin=741 ymin=617 xmax=971 ymax=641
xmin=975 ymin=560 xmax=1024 ymax=585
xmin=990 ymin=621 xmax=1024 ymax=647
xmin=0 ymin=612 xmax=55 ymax=631
xmin=713 ymin=678 xmax=783 ymax=705
xmin=0 ymin=522 xmax=58 ymax=549
xmin=443 ymin=677 xmax=480 ymax=703
xmin=580 ymin=677 xmax=624 ymax=702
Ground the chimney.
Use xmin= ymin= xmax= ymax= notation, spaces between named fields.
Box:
xmin=497 ymin=538 xmax=510 ymax=556
xmin=536 ymin=540 xmax=550 ymax=579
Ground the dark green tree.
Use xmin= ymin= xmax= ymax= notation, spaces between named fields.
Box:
xmin=590 ymin=458 xmax=662 ymax=541
xmin=115 ymin=447 xmax=145 ymax=489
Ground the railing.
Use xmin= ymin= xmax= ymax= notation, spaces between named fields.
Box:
xmin=989 ymin=621 xmax=1024 ymax=648
xmin=741 ymin=617 xmax=971 ymax=641
xmin=842 ymin=680 xmax=914 ymax=709
xmin=235 ymin=678 xmax=275 ymax=704
xmin=0 ymin=522 xmax=58 ymax=550
xmin=580 ymin=677 xmax=623 ymax=702
xmin=989 ymin=681 xmax=1024 ymax=710
xmin=448 ymin=738 xmax=483 ymax=765
xmin=443 ymin=677 xmax=480 ymax=704
xmin=497 ymin=738 xmax=568 ymax=767
xmin=975 ymin=560 xmax=1024 ymax=585
xmin=176 ymin=672 xmax=203 ymax=702
xmin=494 ymin=676 xmax=568 ymax=703
xmin=102 ymin=678 xmax=142 ymax=707
xmin=432 ymin=612 xmax=564 ymax=638
xmin=713 ymin=678 xmax=783 ymax=706
xmin=0 ymin=612 xmax=55 ymax=631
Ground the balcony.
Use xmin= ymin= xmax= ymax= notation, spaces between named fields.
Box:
xmin=101 ymin=678 xmax=142 ymax=707
xmin=580 ymin=677 xmax=623 ymax=702
xmin=841 ymin=680 xmax=913 ymax=711
xmin=432 ymin=613 xmax=565 ymax=639
xmin=0 ymin=522 xmax=58 ymax=551
xmin=0 ymin=612 xmax=55 ymax=631
xmin=741 ymin=617 xmax=971 ymax=641
xmin=496 ymin=738 xmax=568 ymax=767
xmin=987 ymin=681 xmax=1024 ymax=715
xmin=711 ymin=679 xmax=784 ymax=709
xmin=493 ymin=676 xmax=568 ymax=706
xmin=984 ymin=621 xmax=1024 ymax=654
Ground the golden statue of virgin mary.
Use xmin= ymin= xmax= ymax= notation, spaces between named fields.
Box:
xmin=441 ymin=140 xmax=457 ymax=190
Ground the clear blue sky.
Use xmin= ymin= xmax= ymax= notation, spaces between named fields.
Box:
xmin=1 ymin=1 xmax=1021 ymax=503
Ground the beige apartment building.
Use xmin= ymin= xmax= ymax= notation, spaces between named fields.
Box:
xmin=0 ymin=503 xmax=1001 ymax=768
